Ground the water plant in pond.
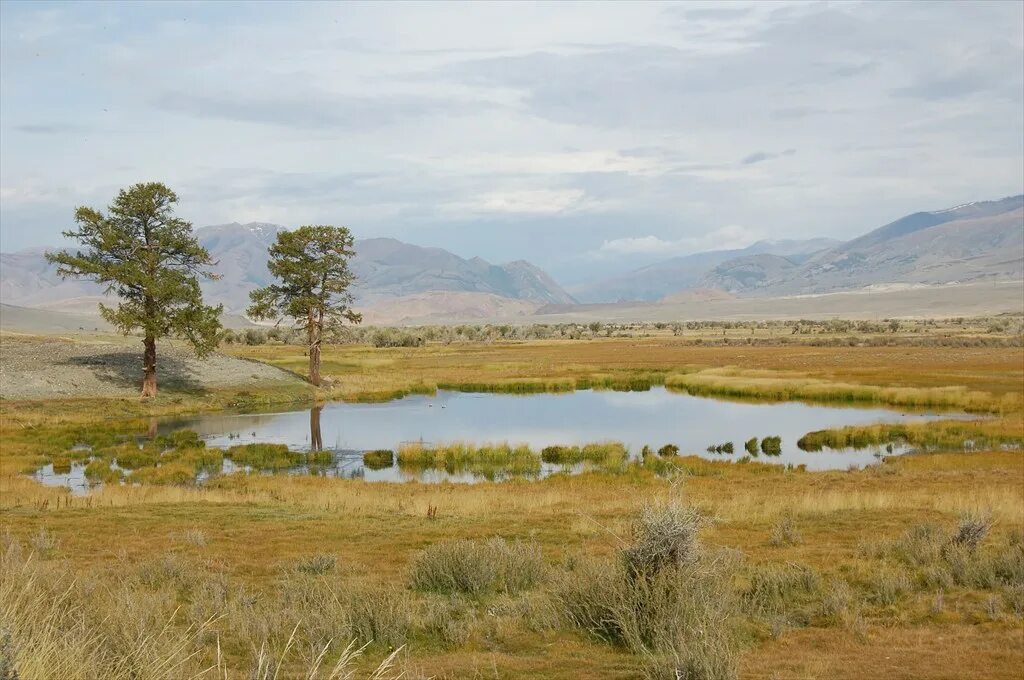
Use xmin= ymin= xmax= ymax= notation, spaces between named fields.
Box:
xmin=51 ymin=457 xmax=72 ymax=474
xmin=84 ymin=459 xmax=123 ymax=484
xmin=224 ymin=443 xmax=304 ymax=470
xmin=796 ymin=420 xmax=1021 ymax=452
xmin=540 ymin=442 xmax=628 ymax=466
xmin=398 ymin=442 xmax=541 ymax=478
xmin=761 ymin=436 xmax=782 ymax=456
xmin=745 ymin=437 xmax=759 ymax=455
xmin=706 ymin=442 xmax=734 ymax=454
xmin=363 ymin=449 xmax=394 ymax=470
xmin=657 ymin=444 xmax=680 ymax=457
xmin=132 ymin=462 xmax=196 ymax=486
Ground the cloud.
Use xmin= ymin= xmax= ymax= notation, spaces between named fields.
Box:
xmin=12 ymin=123 xmax=87 ymax=134
xmin=444 ymin=189 xmax=590 ymax=215
xmin=155 ymin=90 xmax=478 ymax=130
xmin=741 ymin=148 xmax=796 ymax=165
xmin=597 ymin=225 xmax=762 ymax=257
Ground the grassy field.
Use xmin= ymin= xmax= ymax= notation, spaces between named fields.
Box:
xmin=1 ymin=335 xmax=1022 ymax=679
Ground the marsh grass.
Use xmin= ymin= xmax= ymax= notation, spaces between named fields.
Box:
xmin=665 ymin=367 xmax=1011 ymax=413
xmin=798 ymin=420 xmax=1024 ymax=452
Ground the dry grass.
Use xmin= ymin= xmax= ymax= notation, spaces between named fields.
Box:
xmin=0 ymin=337 xmax=1022 ymax=678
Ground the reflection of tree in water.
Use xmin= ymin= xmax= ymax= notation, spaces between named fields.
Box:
xmin=310 ymin=406 xmax=323 ymax=451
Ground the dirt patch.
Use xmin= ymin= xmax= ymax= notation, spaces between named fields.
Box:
xmin=0 ymin=333 xmax=304 ymax=400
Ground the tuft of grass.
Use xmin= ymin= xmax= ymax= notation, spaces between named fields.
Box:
xmin=767 ymin=514 xmax=803 ymax=547
xmin=408 ymin=537 xmax=545 ymax=596
xmin=744 ymin=438 xmax=758 ymax=455
xmin=657 ymin=444 xmax=680 ymax=457
xmin=293 ymin=553 xmax=337 ymax=575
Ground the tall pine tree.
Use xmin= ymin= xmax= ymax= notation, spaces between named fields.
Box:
xmin=247 ymin=225 xmax=361 ymax=386
xmin=46 ymin=183 xmax=222 ymax=397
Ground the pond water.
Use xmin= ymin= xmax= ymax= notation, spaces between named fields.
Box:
xmin=35 ymin=387 xmax=963 ymax=493
xmin=162 ymin=387 xmax=950 ymax=474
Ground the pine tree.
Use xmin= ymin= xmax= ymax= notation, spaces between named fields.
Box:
xmin=46 ymin=183 xmax=222 ymax=397
xmin=247 ymin=225 xmax=362 ymax=386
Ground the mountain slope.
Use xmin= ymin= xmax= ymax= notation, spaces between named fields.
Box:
xmin=742 ymin=196 xmax=1024 ymax=296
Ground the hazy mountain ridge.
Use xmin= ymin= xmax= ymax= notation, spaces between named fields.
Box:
xmin=571 ymin=238 xmax=841 ymax=302
xmin=0 ymin=224 xmax=575 ymax=315
xmin=576 ymin=196 xmax=1023 ymax=301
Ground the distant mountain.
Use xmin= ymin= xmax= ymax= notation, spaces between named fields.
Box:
xmin=572 ymin=238 xmax=840 ymax=302
xmin=716 ymin=195 xmax=1024 ymax=296
xmin=0 ymin=223 xmax=575 ymax=316
xmin=698 ymin=254 xmax=801 ymax=294
xmin=350 ymin=237 xmax=573 ymax=305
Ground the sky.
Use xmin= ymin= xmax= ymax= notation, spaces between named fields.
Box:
xmin=1 ymin=0 xmax=1022 ymax=284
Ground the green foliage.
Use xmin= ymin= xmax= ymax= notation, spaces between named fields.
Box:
xmin=760 ymin=436 xmax=782 ymax=456
xmin=657 ymin=444 xmax=680 ymax=457
xmin=744 ymin=438 xmax=759 ymax=455
xmin=45 ymin=183 xmax=222 ymax=357
xmin=247 ymin=225 xmax=362 ymax=344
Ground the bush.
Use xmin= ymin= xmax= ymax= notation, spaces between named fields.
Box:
xmin=657 ymin=444 xmax=680 ymax=457
xmin=623 ymin=503 xmax=705 ymax=579
xmin=555 ymin=503 xmax=739 ymax=679
xmin=744 ymin=438 xmax=758 ymax=455
xmin=408 ymin=537 xmax=545 ymax=596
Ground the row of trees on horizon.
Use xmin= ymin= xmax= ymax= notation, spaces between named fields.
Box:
xmin=46 ymin=182 xmax=361 ymax=396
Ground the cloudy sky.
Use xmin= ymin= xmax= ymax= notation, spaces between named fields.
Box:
xmin=2 ymin=1 xmax=1022 ymax=283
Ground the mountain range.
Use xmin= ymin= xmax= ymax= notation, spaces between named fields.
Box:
xmin=0 ymin=224 xmax=575 ymax=318
xmin=1 ymin=194 xmax=1021 ymax=323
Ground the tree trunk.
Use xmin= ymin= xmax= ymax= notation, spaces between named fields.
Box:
xmin=309 ymin=406 xmax=323 ymax=451
xmin=307 ymin=310 xmax=321 ymax=386
xmin=309 ymin=342 xmax=321 ymax=386
xmin=142 ymin=335 xmax=157 ymax=397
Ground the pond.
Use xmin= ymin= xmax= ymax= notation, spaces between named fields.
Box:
xmin=35 ymin=387 xmax=963 ymax=493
